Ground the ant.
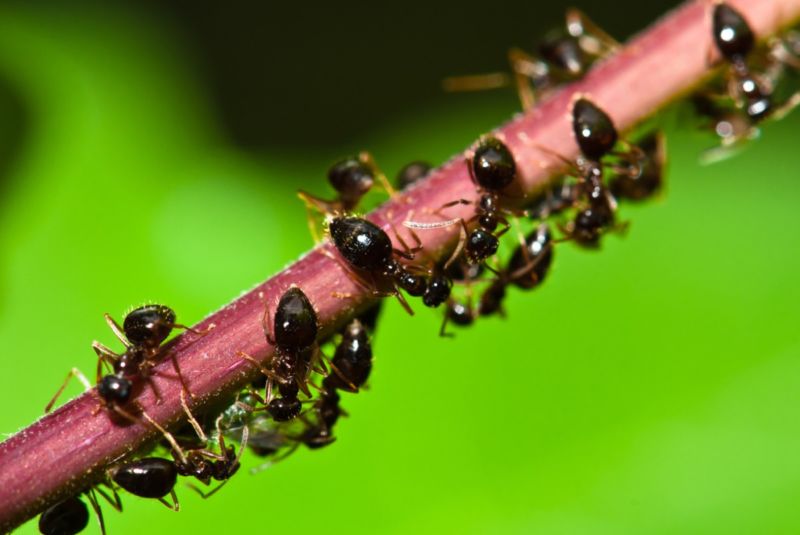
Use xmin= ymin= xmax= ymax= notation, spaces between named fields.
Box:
xmin=38 ymin=487 xmax=119 ymax=535
xmin=46 ymin=305 xmax=208 ymax=414
xmin=240 ymin=286 xmax=322 ymax=421
xmin=537 ymin=97 xmax=641 ymax=247
xmin=173 ymin=414 xmax=249 ymax=498
xmin=395 ymin=160 xmax=432 ymax=190
xmin=694 ymin=3 xmax=800 ymax=160
xmin=44 ymin=305 xmax=209 ymax=459
xmin=443 ymin=8 xmax=619 ymax=110
xmin=322 ymin=318 xmax=374 ymax=393
xmin=298 ymin=152 xmax=396 ymax=242
xmin=328 ymin=215 xmax=428 ymax=315
xmin=440 ymin=224 xmax=554 ymax=336
xmin=405 ymin=136 xmax=523 ymax=272
xmin=109 ymin=457 xmax=180 ymax=510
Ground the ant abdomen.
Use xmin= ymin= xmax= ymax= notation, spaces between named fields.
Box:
xmin=110 ymin=458 xmax=177 ymax=500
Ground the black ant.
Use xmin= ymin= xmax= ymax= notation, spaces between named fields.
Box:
xmin=322 ymin=318 xmax=373 ymax=393
xmin=440 ymin=224 xmax=554 ymax=336
xmin=173 ymin=414 xmax=249 ymax=498
xmin=396 ymin=161 xmax=432 ymax=190
xmin=45 ymin=305 xmax=208 ymax=414
xmin=328 ymin=215 xmax=428 ymax=315
xmin=443 ymin=9 xmax=619 ymax=110
xmin=405 ymin=136 xmax=522 ymax=271
xmin=37 ymin=487 xmax=119 ymax=535
xmin=694 ymin=3 xmax=800 ymax=160
xmin=240 ymin=286 xmax=322 ymax=421
xmin=298 ymin=152 xmax=396 ymax=242
xmin=537 ymin=98 xmax=641 ymax=247
xmin=109 ymin=457 xmax=179 ymax=510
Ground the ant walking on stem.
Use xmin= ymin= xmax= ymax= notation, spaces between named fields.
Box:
xmin=404 ymin=136 xmax=525 ymax=272
xmin=443 ymin=8 xmax=619 ymax=110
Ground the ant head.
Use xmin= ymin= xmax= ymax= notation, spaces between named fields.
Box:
xmin=327 ymin=157 xmax=375 ymax=200
xmin=123 ymin=305 xmax=176 ymax=348
xmin=471 ymin=137 xmax=517 ymax=191
xmin=98 ymin=375 xmax=132 ymax=405
xmin=572 ymin=98 xmax=618 ymax=161
xmin=713 ymin=3 xmax=754 ymax=62
xmin=539 ymin=35 xmax=587 ymax=77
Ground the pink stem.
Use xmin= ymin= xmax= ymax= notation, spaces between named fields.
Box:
xmin=1 ymin=0 xmax=798 ymax=530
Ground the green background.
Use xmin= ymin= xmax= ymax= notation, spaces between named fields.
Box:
xmin=2 ymin=1 xmax=800 ymax=534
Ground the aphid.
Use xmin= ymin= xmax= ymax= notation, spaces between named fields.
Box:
xmin=405 ymin=137 xmax=521 ymax=270
xmin=328 ymin=215 xmax=427 ymax=314
xmin=298 ymin=152 xmax=395 ymax=241
xmin=109 ymin=457 xmax=179 ymax=510
xmin=695 ymin=3 xmax=800 ymax=156
xmin=443 ymin=9 xmax=619 ymax=110
xmin=240 ymin=287 xmax=321 ymax=419
xmin=396 ymin=161 xmax=432 ymax=190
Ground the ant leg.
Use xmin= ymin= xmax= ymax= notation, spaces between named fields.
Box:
xmin=770 ymin=91 xmax=800 ymax=121
xmin=393 ymin=288 xmax=415 ymax=316
xmin=45 ymin=367 xmax=92 ymax=413
xmin=92 ymin=342 xmax=120 ymax=381
xmin=329 ymin=361 xmax=359 ymax=392
xmin=249 ymin=443 xmax=300 ymax=475
xmin=441 ymin=72 xmax=510 ymax=93
xmin=158 ymin=490 xmax=180 ymax=512
xmin=531 ymin=144 xmax=582 ymax=176
xmin=359 ymin=151 xmax=397 ymax=198
xmin=180 ymin=390 xmax=207 ymax=442
xmin=507 ymin=47 xmax=544 ymax=111
xmin=103 ymin=314 xmax=131 ymax=349
xmin=85 ymin=488 xmax=107 ymax=535
xmin=170 ymin=322 xmax=215 ymax=337
xmin=297 ymin=191 xmax=337 ymax=244
xmin=566 ymin=7 xmax=621 ymax=56
xmin=238 ymin=351 xmax=278 ymax=384
xmin=259 ymin=292 xmax=276 ymax=346
xmin=92 ymin=484 xmax=122 ymax=512
xmin=443 ymin=220 xmax=469 ymax=270
xmin=131 ymin=407 xmax=189 ymax=466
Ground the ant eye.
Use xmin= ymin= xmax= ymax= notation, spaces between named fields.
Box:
xmin=123 ymin=305 xmax=175 ymax=347
xmin=471 ymin=137 xmax=517 ymax=191
xmin=572 ymin=98 xmax=618 ymax=161
xmin=713 ymin=3 xmax=754 ymax=61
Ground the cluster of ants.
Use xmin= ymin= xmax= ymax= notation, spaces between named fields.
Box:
xmin=37 ymin=4 xmax=799 ymax=535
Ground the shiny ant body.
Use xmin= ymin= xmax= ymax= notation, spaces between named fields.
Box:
xmin=693 ymin=3 xmax=800 ymax=159
xmin=329 ymin=215 xmax=428 ymax=314
xmin=298 ymin=153 xmax=395 ymax=242
xmin=443 ymin=9 xmax=619 ymax=110
xmin=405 ymin=136 xmax=521 ymax=271
xmin=240 ymin=286 xmax=322 ymax=422
xmin=109 ymin=457 xmax=179 ymax=510
xmin=441 ymin=224 xmax=554 ymax=335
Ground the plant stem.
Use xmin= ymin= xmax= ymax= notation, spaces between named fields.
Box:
xmin=1 ymin=0 xmax=798 ymax=530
